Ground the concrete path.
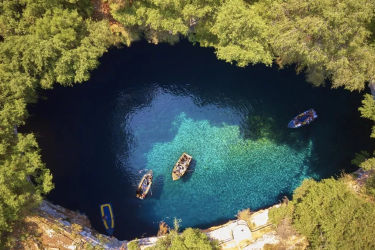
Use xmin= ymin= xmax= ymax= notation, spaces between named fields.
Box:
xmin=206 ymin=220 xmax=252 ymax=250
xmin=233 ymin=221 xmax=252 ymax=249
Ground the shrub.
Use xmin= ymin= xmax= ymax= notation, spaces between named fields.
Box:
xmin=127 ymin=239 xmax=140 ymax=250
xmin=72 ymin=223 xmax=83 ymax=233
xmin=268 ymin=198 xmax=293 ymax=226
xmin=71 ymin=223 xmax=83 ymax=239
xmin=236 ymin=208 xmax=251 ymax=222
xmin=351 ymin=151 xmax=370 ymax=166
xmin=149 ymin=227 xmax=220 ymax=250
xmin=96 ymin=234 xmax=110 ymax=244
xmin=85 ymin=243 xmax=95 ymax=250
xmin=157 ymin=221 xmax=169 ymax=236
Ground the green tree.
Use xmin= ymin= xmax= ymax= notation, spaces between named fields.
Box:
xmin=110 ymin=0 xmax=375 ymax=91
xmin=0 ymin=9 xmax=118 ymax=89
xmin=207 ymin=0 xmax=273 ymax=67
xmin=149 ymin=219 xmax=220 ymax=250
xmin=359 ymin=94 xmax=375 ymax=138
xmin=351 ymin=151 xmax=370 ymax=167
xmin=355 ymin=94 xmax=375 ymax=170
xmin=109 ymin=0 xmax=221 ymax=44
xmin=150 ymin=228 xmax=220 ymax=250
xmin=0 ymin=0 xmax=122 ymax=247
xmin=0 ymin=132 xmax=54 ymax=243
xmin=267 ymin=0 xmax=375 ymax=91
xmin=351 ymin=150 xmax=375 ymax=171
xmin=291 ymin=178 xmax=375 ymax=249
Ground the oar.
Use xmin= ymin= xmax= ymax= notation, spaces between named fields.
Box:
xmin=150 ymin=186 xmax=153 ymax=196
xmin=294 ymin=104 xmax=300 ymax=114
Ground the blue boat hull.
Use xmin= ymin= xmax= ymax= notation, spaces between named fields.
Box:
xmin=100 ymin=203 xmax=114 ymax=235
xmin=287 ymin=109 xmax=318 ymax=128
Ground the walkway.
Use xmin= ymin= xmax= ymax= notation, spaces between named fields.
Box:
xmin=206 ymin=220 xmax=252 ymax=250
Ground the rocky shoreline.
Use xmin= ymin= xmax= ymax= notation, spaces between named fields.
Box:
xmin=19 ymin=201 xmax=306 ymax=250
xmin=17 ymin=201 xmax=127 ymax=249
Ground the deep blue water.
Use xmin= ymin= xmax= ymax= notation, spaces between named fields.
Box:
xmin=23 ymin=40 xmax=373 ymax=240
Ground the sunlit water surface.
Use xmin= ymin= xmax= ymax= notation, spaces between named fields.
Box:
xmin=24 ymin=41 xmax=372 ymax=240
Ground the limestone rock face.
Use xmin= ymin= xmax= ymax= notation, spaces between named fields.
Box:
xmin=15 ymin=200 xmax=127 ymax=250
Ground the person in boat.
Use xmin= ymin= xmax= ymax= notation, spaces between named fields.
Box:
xmin=307 ymin=110 xmax=315 ymax=123
xmin=294 ymin=117 xmax=301 ymax=126
xmin=102 ymin=215 xmax=108 ymax=220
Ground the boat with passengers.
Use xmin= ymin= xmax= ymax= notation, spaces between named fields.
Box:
xmin=172 ymin=153 xmax=192 ymax=181
xmin=287 ymin=109 xmax=318 ymax=128
xmin=136 ymin=170 xmax=153 ymax=200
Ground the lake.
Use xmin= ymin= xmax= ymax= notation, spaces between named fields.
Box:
xmin=23 ymin=40 xmax=373 ymax=240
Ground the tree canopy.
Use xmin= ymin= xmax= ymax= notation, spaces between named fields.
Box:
xmin=267 ymin=0 xmax=375 ymax=90
xmin=354 ymin=94 xmax=375 ymax=171
xmin=109 ymin=0 xmax=222 ymax=44
xmin=0 ymin=0 xmax=124 ymax=247
xmin=110 ymin=0 xmax=375 ymax=90
xmin=270 ymin=178 xmax=375 ymax=249
xmin=2 ymin=0 xmax=375 ymax=248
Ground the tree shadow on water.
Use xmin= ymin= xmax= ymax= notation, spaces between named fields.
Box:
xmin=275 ymin=189 xmax=293 ymax=204
xmin=240 ymin=113 xmax=312 ymax=153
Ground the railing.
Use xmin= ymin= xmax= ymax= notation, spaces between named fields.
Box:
xmin=250 ymin=222 xmax=273 ymax=232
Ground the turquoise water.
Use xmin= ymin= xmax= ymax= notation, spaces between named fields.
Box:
xmin=122 ymin=92 xmax=315 ymax=228
xmin=24 ymin=41 xmax=373 ymax=240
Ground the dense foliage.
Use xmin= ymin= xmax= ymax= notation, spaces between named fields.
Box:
xmin=0 ymin=0 xmax=127 ymax=247
xmin=267 ymin=0 xmax=375 ymax=90
xmin=269 ymin=178 xmax=375 ymax=249
xmin=355 ymin=94 xmax=375 ymax=171
xmin=110 ymin=0 xmax=375 ymax=91
xmin=359 ymin=94 xmax=375 ymax=138
xmin=2 ymin=0 xmax=375 ymax=248
xmin=109 ymin=0 xmax=221 ymax=45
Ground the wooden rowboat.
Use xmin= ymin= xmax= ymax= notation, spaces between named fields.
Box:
xmin=287 ymin=109 xmax=318 ymax=128
xmin=136 ymin=170 xmax=153 ymax=200
xmin=172 ymin=153 xmax=192 ymax=181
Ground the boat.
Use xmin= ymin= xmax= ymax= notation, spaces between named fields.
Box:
xmin=136 ymin=170 xmax=153 ymax=200
xmin=287 ymin=109 xmax=318 ymax=128
xmin=172 ymin=153 xmax=192 ymax=181
xmin=99 ymin=203 xmax=114 ymax=235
